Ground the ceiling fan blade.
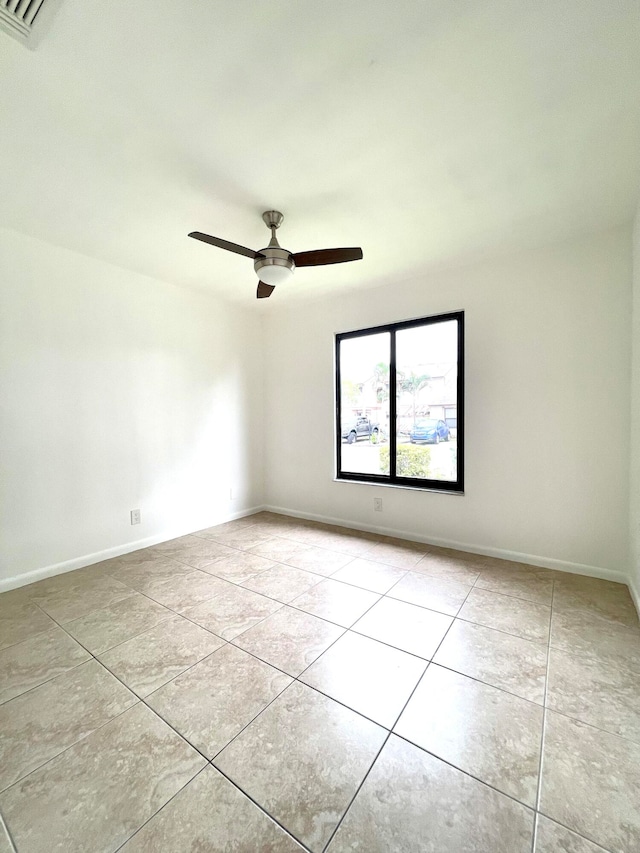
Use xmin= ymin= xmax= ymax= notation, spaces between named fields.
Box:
xmin=292 ymin=248 xmax=363 ymax=267
xmin=257 ymin=281 xmax=275 ymax=299
xmin=188 ymin=231 xmax=259 ymax=259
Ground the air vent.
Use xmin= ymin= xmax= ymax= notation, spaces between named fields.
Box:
xmin=0 ymin=0 xmax=47 ymax=39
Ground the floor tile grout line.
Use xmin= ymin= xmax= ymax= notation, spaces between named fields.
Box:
xmin=391 ymin=570 xmax=478 ymax=717
xmin=453 ymin=611 xmax=550 ymax=645
xmin=0 ymin=693 xmax=140 ymax=798
xmin=35 ymin=587 xmax=639 ymax=776
xmin=14 ymin=534 xmax=635 ymax=748
xmin=321 ymin=576 xmax=480 ymax=851
xmin=391 ymin=729 xmax=539 ymax=813
xmin=321 ymin=729 xmax=393 ymax=852
xmin=532 ymin=577 xmax=555 ymax=852
xmin=0 ymin=653 xmax=92 ymax=707
xmin=424 ymin=658 xmax=545 ymax=708
xmin=0 ymin=810 xmax=17 ymax=853
xmin=533 ymin=809 xmax=617 ymax=853
xmin=111 ymin=764 xmax=212 ymax=853
xmin=206 ymin=677 xmax=299 ymax=765
xmin=140 ymin=654 xmax=296 ymax=768
xmin=291 ymin=584 xmax=391 ymax=683
xmin=209 ymin=762 xmax=315 ymax=853
xmin=4 ymin=517 xmax=637 ymax=851
xmin=117 ymin=565 xmax=478 ymax=850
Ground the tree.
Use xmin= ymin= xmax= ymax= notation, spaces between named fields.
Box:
xmin=341 ymin=379 xmax=361 ymax=409
xmin=373 ymin=362 xmax=389 ymax=404
xmin=398 ymin=371 xmax=431 ymax=424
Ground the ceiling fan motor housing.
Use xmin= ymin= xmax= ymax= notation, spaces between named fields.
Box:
xmin=254 ymin=246 xmax=295 ymax=286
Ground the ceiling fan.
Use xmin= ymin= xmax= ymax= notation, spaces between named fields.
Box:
xmin=188 ymin=211 xmax=363 ymax=299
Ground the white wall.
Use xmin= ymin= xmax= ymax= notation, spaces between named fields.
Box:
xmin=264 ymin=227 xmax=631 ymax=580
xmin=630 ymin=208 xmax=640 ymax=607
xmin=0 ymin=228 xmax=264 ymax=589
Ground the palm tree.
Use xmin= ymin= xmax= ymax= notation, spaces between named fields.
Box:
xmin=373 ymin=362 xmax=389 ymax=404
xmin=398 ymin=371 xmax=431 ymax=424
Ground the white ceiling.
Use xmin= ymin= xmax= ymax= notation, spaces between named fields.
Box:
xmin=1 ymin=0 xmax=639 ymax=306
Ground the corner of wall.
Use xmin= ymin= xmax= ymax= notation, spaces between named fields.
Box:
xmin=630 ymin=202 xmax=640 ymax=617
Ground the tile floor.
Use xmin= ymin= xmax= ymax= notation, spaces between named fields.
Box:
xmin=0 ymin=512 xmax=639 ymax=852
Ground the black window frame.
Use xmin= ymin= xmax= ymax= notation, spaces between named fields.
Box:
xmin=335 ymin=311 xmax=465 ymax=493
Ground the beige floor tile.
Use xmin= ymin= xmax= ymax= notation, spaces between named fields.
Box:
xmin=291 ymin=579 xmax=380 ymax=627
xmin=214 ymin=681 xmax=386 ymax=852
xmin=540 ymin=710 xmax=640 ymax=853
xmin=234 ymin=606 xmax=343 ymax=676
xmin=395 ymin=664 xmax=543 ymax=805
xmin=0 ymin=626 xmax=90 ymax=705
xmin=300 ymin=631 xmax=426 ymax=727
xmin=278 ymin=525 xmax=323 ymax=544
xmin=535 ymin=815 xmax=609 ymax=853
xmin=364 ymin=540 xmax=427 ymax=569
xmin=169 ymin=540 xmax=238 ymax=570
xmin=475 ymin=566 xmax=554 ymax=605
xmin=326 ymin=735 xmax=534 ymax=853
xmin=98 ymin=615 xmax=224 ymax=697
xmin=481 ymin=557 xmax=555 ymax=579
xmin=63 ymin=592 xmax=172 ymax=654
xmin=550 ymin=608 xmax=640 ymax=669
xmin=142 ymin=570 xmax=231 ymax=612
xmin=0 ymin=587 xmax=31 ymax=609
xmin=147 ymin=644 xmax=291 ymax=757
xmin=412 ymin=549 xmax=483 ymax=582
xmin=331 ymin=558 xmax=407 ymax=593
xmin=32 ymin=575 xmax=133 ymax=624
xmin=458 ymin=588 xmax=551 ymax=643
xmin=183 ymin=585 xmax=282 ymax=640
xmin=388 ymin=571 xmax=472 ymax=616
xmin=547 ymin=646 xmax=640 ymax=743
xmin=311 ymin=530 xmax=381 ymax=557
xmin=433 ymin=618 xmax=548 ymax=703
xmin=0 ymin=703 xmax=205 ymax=853
xmin=0 ymin=599 xmax=56 ymax=652
xmin=242 ymin=564 xmax=323 ymax=603
xmin=0 ymin=659 xmax=136 ymax=791
xmin=21 ymin=565 xmax=112 ymax=601
xmin=109 ymin=546 xmax=163 ymax=564
xmin=553 ymin=575 xmax=639 ymax=628
xmin=352 ymin=597 xmax=452 ymax=659
xmin=200 ymin=527 xmax=276 ymax=551
xmin=290 ymin=524 xmax=376 ymax=551
xmin=120 ymin=766 xmax=304 ymax=851
xmin=106 ymin=556 xmax=195 ymax=593
xmin=195 ymin=517 xmax=260 ymax=537
xmin=253 ymin=517 xmax=313 ymax=539
xmin=150 ymin=534 xmax=204 ymax=555
xmin=0 ymin=818 xmax=12 ymax=853
xmin=200 ymin=551 xmax=277 ymax=583
xmin=285 ymin=545 xmax=355 ymax=577
xmin=249 ymin=537 xmax=319 ymax=564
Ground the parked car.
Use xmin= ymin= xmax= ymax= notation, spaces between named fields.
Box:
xmin=409 ymin=418 xmax=450 ymax=444
xmin=342 ymin=416 xmax=380 ymax=444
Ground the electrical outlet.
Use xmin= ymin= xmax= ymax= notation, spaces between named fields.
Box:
xmin=130 ymin=509 xmax=141 ymax=525
xmin=374 ymin=498 xmax=383 ymax=512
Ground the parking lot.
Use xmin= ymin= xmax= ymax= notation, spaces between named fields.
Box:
xmin=341 ymin=435 xmax=458 ymax=479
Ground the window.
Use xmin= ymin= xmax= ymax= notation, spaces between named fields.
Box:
xmin=335 ymin=312 xmax=464 ymax=492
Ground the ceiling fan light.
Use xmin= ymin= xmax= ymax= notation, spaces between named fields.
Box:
xmin=254 ymin=248 xmax=295 ymax=286
xmin=258 ymin=263 xmax=294 ymax=286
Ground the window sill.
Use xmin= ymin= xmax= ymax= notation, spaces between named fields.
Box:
xmin=333 ymin=477 xmax=464 ymax=496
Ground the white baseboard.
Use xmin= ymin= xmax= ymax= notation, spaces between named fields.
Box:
xmin=266 ymin=504 xmax=629 ymax=586
xmin=3 ymin=502 xmax=633 ymax=598
xmin=0 ymin=505 xmax=266 ymax=594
